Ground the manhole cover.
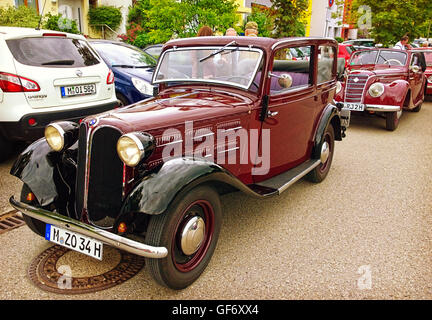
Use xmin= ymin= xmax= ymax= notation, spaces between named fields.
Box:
xmin=28 ymin=245 xmax=145 ymax=294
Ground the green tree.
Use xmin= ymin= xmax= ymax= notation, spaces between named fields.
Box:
xmin=43 ymin=13 xmax=80 ymax=34
xmin=244 ymin=9 xmax=274 ymax=37
xmin=271 ymin=0 xmax=309 ymax=37
xmin=0 ymin=5 xmax=40 ymax=28
xmin=352 ymin=0 xmax=432 ymax=46
xmin=124 ymin=0 xmax=239 ymax=46
xmin=88 ymin=5 xmax=123 ymax=31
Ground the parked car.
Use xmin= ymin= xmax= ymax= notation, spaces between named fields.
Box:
xmin=90 ymin=40 xmax=158 ymax=106
xmin=0 ymin=27 xmax=118 ymax=161
xmin=10 ymin=36 xmax=349 ymax=290
xmin=412 ymin=47 xmax=432 ymax=95
xmin=335 ymin=48 xmax=426 ymax=131
xmin=143 ymin=44 xmax=163 ymax=59
xmin=343 ymin=38 xmax=375 ymax=50
xmin=338 ymin=43 xmax=356 ymax=68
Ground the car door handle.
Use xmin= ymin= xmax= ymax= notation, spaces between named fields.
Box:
xmin=267 ymin=110 xmax=279 ymax=117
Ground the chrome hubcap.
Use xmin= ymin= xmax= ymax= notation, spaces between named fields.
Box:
xmin=320 ymin=141 xmax=330 ymax=164
xmin=180 ymin=216 xmax=205 ymax=255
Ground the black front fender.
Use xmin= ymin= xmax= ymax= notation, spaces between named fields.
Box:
xmin=312 ymin=103 xmax=341 ymax=159
xmin=120 ymin=157 xmax=265 ymax=216
xmin=10 ymin=138 xmax=58 ymax=206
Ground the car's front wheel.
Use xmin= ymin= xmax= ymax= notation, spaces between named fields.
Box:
xmin=306 ymin=123 xmax=335 ymax=183
xmin=385 ymin=110 xmax=402 ymax=131
xmin=145 ymin=185 xmax=222 ymax=290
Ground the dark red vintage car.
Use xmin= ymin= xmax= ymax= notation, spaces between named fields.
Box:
xmin=412 ymin=47 xmax=432 ymax=95
xmin=335 ymin=48 xmax=427 ymax=131
xmin=9 ymin=36 xmax=349 ymax=289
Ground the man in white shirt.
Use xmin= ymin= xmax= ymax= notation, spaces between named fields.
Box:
xmin=394 ymin=36 xmax=411 ymax=50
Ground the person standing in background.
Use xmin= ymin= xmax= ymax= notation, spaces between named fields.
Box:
xmin=225 ymin=28 xmax=237 ymax=36
xmin=245 ymin=21 xmax=258 ymax=37
xmin=393 ymin=35 xmax=412 ymax=50
xmin=197 ymin=26 xmax=213 ymax=37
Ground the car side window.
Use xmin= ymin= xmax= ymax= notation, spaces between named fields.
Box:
xmin=270 ymin=46 xmax=312 ymax=95
xmin=317 ymin=45 xmax=336 ymax=84
xmin=411 ymin=54 xmax=420 ymax=66
xmin=411 ymin=53 xmax=426 ymax=72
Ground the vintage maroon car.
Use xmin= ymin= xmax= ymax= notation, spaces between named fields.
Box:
xmin=335 ymin=48 xmax=426 ymax=131
xmin=9 ymin=36 xmax=349 ymax=289
xmin=412 ymin=47 xmax=432 ymax=95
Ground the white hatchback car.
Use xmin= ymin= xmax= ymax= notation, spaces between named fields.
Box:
xmin=0 ymin=27 xmax=118 ymax=161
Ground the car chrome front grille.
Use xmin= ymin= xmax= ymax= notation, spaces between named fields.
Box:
xmin=344 ymin=74 xmax=369 ymax=103
xmin=75 ymin=124 xmax=123 ymax=228
xmin=87 ymin=127 xmax=123 ymax=227
xmin=75 ymin=123 xmax=87 ymax=220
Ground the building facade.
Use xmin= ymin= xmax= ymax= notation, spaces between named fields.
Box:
xmin=308 ymin=0 xmax=344 ymax=38
xmin=0 ymin=0 xmax=129 ymax=38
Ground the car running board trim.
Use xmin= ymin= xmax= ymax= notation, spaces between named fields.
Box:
xmin=249 ymin=159 xmax=321 ymax=196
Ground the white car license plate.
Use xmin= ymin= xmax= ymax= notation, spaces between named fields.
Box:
xmin=61 ymin=84 xmax=96 ymax=98
xmin=344 ymin=103 xmax=365 ymax=111
xmin=45 ymin=224 xmax=103 ymax=260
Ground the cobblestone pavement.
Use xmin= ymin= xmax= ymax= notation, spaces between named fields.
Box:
xmin=0 ymin=103 xmax=431 ymax=299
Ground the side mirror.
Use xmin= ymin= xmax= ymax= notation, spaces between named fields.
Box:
xmin=268 ymin=72 xmax=293 ymax=89
xmin=410 ymin=65 xmax=420 ymax=73
xmin=278 ymin=74 xmax=293 ymax=88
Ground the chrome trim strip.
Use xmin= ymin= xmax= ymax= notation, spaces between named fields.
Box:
xmin=271 ymin=37 xmax=335 ymax=50
xmin=278 ymin=160 xmax=321 ymax=194
xmin=10 ymin=197 xmax=168 ymax=259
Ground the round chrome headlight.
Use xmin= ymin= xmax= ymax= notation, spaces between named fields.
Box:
xmin=117 ymin=132 xmax=155 ymax=167
xmin=44 ymin=121 xmax=79 ymax=152
xmin=368 ymin=82 xmax=385 ymax=98
xmin=428 ymin=75 xmax=432 ymax=84
xmin=45 ymin=123 xmax=65 ymax=152
xmin=336 ymin=81 xmax=342 ymax=94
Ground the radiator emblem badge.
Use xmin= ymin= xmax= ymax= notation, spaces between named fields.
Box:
xmin=89 ymin=118 xmax=98 ymax=127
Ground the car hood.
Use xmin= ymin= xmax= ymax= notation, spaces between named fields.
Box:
xmin=348 ymin=65 xmax=407 ymax=77
xmin=87 ymin=88 xmax=255 ymax=133
xmin=114 ymin=66 xmax=154 ymax=83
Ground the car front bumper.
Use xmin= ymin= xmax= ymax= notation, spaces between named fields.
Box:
xmin=9 ymin=196 xmax=168 ymax=259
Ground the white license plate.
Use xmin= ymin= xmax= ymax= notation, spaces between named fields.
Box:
xmin=45 ymin=224 xmax=103 ymax=260
xmin=61 ymin=84 xmax=96 ymax=97
xmin=344 ymin=103 xmax=365 ymax=111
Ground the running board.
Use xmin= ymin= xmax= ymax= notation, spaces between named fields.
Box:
xmin=249 ymin=159 xmax=321 ymax=196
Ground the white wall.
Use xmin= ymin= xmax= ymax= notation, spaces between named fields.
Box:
xmin=309 ymin=0 xmax=344 ymax=38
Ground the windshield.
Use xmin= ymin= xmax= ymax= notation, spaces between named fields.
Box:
xmin=153 ymin=46 xmax=263 ymax=90
xmin=92 ymin=43 xmax=156 ymax=67
xmin=350 ymin=50 xmax=407 ymax=66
